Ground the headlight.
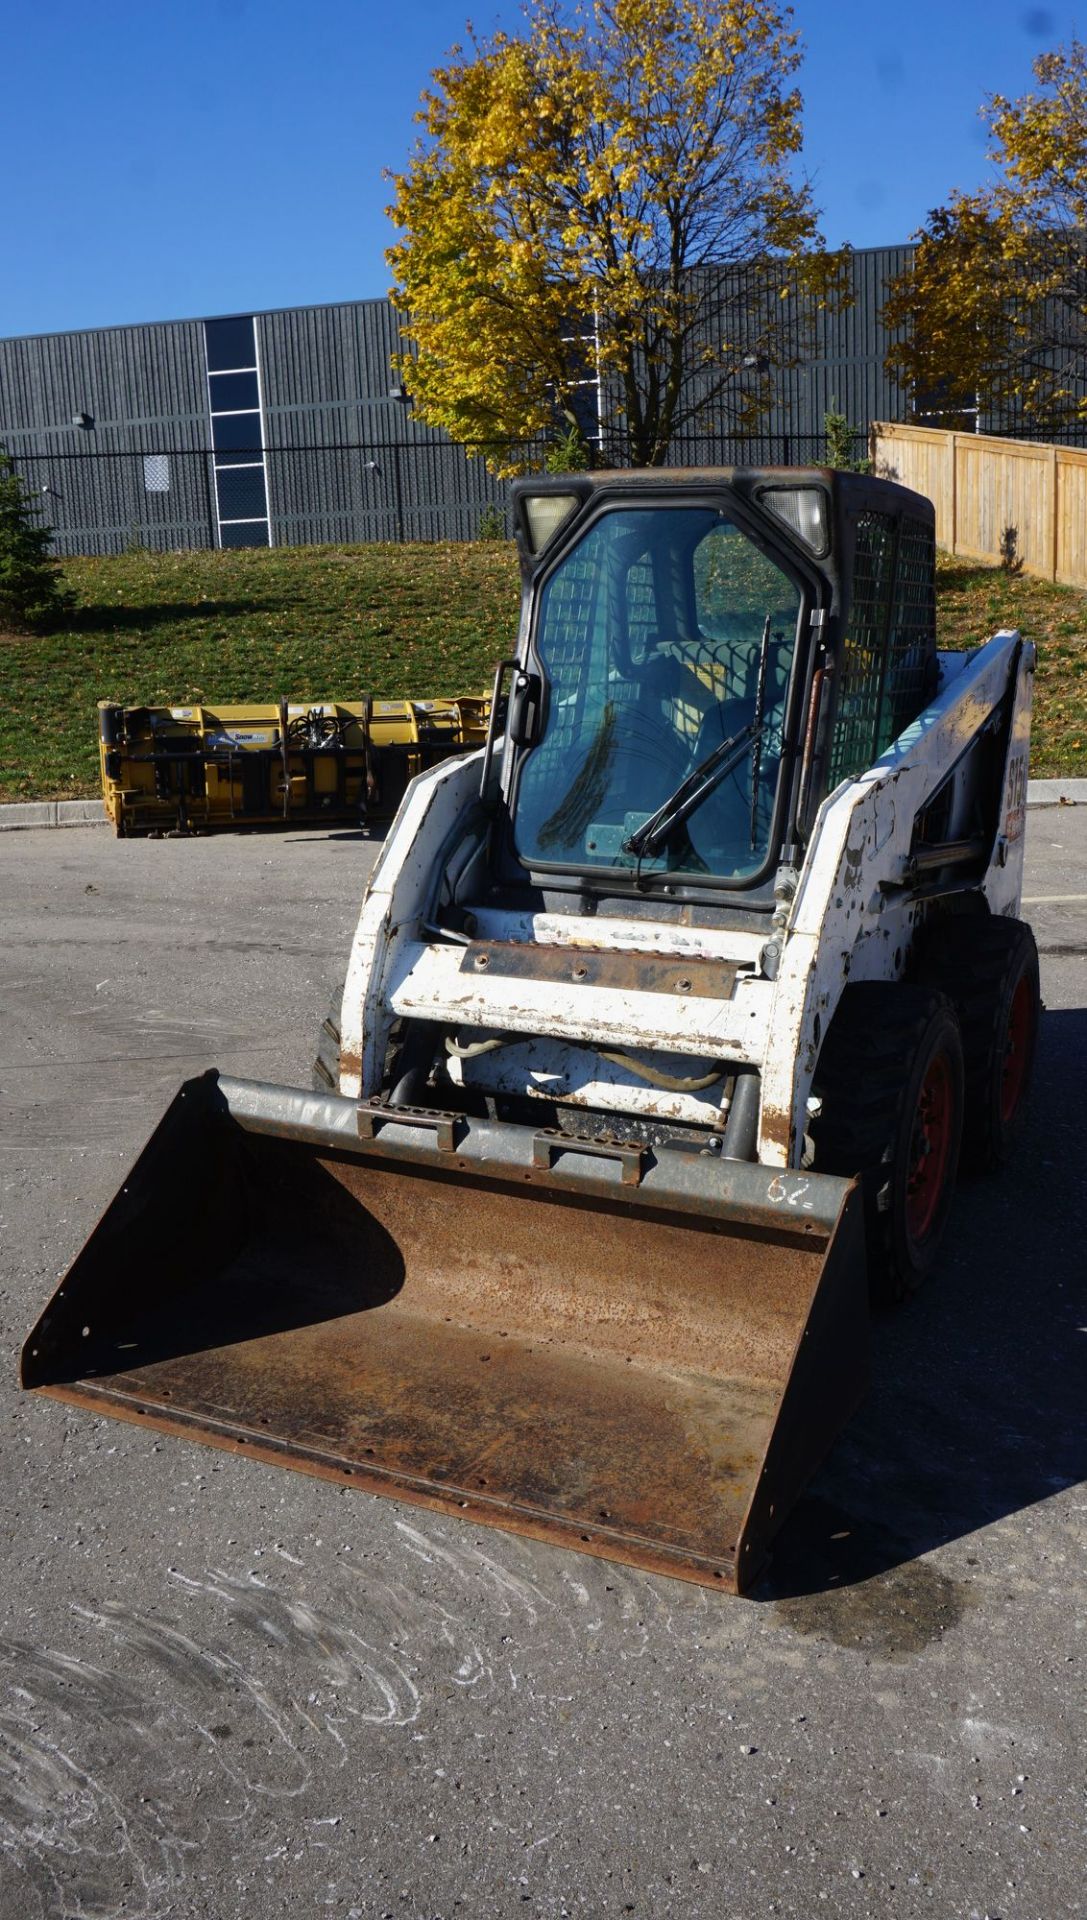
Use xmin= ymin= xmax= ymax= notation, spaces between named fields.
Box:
xmin=760 ymin=486 xmax=830 ymax=555
xmin=522 ymin=492 xmax=580 ymax=554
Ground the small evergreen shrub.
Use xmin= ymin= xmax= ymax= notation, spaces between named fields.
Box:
xmin=999 ymin=526 xmax=1025 ymax=576
xmin=477 ymin=501 xmax=507 ymax=540
xmin=544 ymin=425 xmax=591 ymax=474
xmin=0 ymin=449 xmax=73 ymax=630
xmin=823 ymin=404 xmax=872 ymax=474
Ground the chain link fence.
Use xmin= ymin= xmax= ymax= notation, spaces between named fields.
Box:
xmin=8 ymin=430 xmax=872 ymax=558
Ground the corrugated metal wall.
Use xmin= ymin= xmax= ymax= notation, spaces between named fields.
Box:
xmin=0 ymin=250 xmax=915 ymax=555
xmin=790 ymin=244 xmax=911 ymax=434
xmin=0 ymin=319 xmax=214 ymax=555
xmin=257 ymin=301 xmax=511 ymax=544
xmin=774 ymin=243 xmax=914 ymax=437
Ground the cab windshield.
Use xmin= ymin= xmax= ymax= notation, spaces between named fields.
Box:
xmin=513 ymin=505 xmax=803 ymax=883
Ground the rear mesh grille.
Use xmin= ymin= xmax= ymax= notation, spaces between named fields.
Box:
xmin=830 ymin=511 xmax=935 ymax=784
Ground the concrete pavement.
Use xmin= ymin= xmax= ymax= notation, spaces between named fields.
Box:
xmin=0 ymin=819 xmax=1084 ymax=1919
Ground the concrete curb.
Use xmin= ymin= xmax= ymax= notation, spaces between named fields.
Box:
xmin=0 ymin=799 xmax=108 ymax=831
xmin=1027 ymin=778 xmax=1087 ymax=808
xmin=0 ymin=780 xmax=1084 ymax=833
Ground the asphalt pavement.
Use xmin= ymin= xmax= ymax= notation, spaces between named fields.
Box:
xmin=0 ymin=815 xmax=1084 ymax=1920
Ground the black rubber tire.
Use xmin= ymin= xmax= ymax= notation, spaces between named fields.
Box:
xmin=312 ymin=982 xmax=343 ymax=1093
xmin=810 ymin=983 xmax=965 ymax=1310
xmin=914 ymin=913 xmax=1040 ymax=1172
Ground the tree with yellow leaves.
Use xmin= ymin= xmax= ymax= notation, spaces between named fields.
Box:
xmin=386 ymin=0 xmax=840 ymax=472
xmin=885 ymin=41 xmax=1087 ymax=432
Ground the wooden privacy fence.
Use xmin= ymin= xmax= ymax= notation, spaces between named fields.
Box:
xmin=871 ymin=422 xmax=1087 ymax=589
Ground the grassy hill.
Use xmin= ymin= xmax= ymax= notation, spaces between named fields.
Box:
xmin=1 ymin=541 xmax=1083 ymax=801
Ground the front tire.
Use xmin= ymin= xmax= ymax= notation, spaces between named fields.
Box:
xmin=811 ymin=984 xmax=965 ymax=1309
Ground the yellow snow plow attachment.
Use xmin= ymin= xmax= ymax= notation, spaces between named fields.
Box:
xmin=98 ymin=694 xmax=490 ymax=835
xmin=22 ymin=1074 xmax=866 ymax=1592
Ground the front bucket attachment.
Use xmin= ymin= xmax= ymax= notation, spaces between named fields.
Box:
xmin=23 ymin=1074 xmax=867 ymax=1592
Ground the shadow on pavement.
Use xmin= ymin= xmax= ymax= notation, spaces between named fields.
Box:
xmin=761 ymin=1004 xmax=1087 ymax=1615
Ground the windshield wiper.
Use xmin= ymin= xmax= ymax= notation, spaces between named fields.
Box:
xmin=623 ymin=718 xmax=761 ymax=861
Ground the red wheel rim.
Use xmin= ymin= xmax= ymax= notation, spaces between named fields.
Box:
xmin=1000 ymin=974 xmax=1034 ymax=1125
xmin=906 ymin=1051 xmax=955 ymax=1243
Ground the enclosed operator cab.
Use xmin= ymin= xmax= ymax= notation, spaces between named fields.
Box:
xmin=494 ymin=468 xmax=941 ymax=909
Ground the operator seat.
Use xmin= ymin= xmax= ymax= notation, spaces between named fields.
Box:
xmin=606 ymin=643 xmax=690 ymax=808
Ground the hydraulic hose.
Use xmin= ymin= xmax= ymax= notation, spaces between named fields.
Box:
xmin=444 ymin=1032 xmax=727 ymax=1092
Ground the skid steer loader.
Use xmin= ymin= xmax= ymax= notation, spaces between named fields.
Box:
xmin=23 ymin=469 xmax=1039 ymax=1593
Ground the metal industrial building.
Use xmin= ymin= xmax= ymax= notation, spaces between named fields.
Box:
xmin=0 ymin=246 xmax=915 ymax=556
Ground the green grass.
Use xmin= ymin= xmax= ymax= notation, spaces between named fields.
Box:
xmin=935 ymin=552 xmax=1087 ymax=776
xmin=1 ymin=541 xmax=1084 ymax=800
xmin=0 ymin=543 xmax=520 ymax=800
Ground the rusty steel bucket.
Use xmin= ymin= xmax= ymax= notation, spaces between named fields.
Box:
xmin=22 ymin=1072 xmax=867 ymax=1592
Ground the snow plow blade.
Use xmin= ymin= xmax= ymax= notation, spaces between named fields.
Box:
xmin=22 ymin=1073 xmax=867 ymax=1592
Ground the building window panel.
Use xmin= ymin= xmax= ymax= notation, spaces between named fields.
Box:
xmin=208 ymin=369 xmax=260 ymax=413
xmin=212 ymin=410 xmax=263 ymax=454
xmin=219 ymin=519 xmax=270 ymax=549
xmin=216 ymin=465 xmax=268 ymax=521
xmin=204 ymin=312 xmax=272 ymax=550
xmin=205 ymin=315 xmax=257 ymax=373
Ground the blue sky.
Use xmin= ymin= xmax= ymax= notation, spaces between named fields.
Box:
xmin=3 ymin=0 xmax=1082 ymax=339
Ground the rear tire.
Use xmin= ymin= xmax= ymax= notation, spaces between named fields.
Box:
xmin=811 ymin=984 xmax=965 ymax=1309
xmin=914 ymin=914 xmax=1040 ymax=1171
xmin=312 ymin=983 xmax=343 ymax=1093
